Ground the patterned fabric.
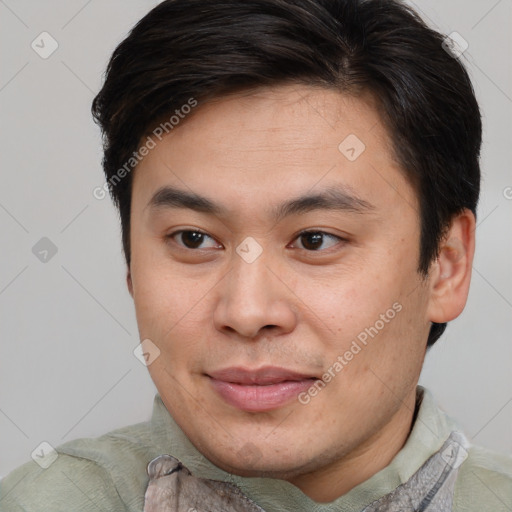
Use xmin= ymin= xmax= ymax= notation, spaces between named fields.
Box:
xmin=362 ymin=431 xmax=468 ymax=511
xmin=143 ymin=454 xmax=266 ymax=511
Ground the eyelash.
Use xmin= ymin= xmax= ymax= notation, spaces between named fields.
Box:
xmin=166 ymin=229 xmax=347 ymax=253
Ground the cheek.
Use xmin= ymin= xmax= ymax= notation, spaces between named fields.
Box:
xmin=293 ymin=267 xmax=402 ymax=340
xmin=132 ymin=273 xmax=174 ymax=329
xmin=334 ymin=280 xmax=429 ymax=395
xmin=300 ymin=262 xmax=424 ymax=384
xmin=131 ymin=258 xmax=217 ymax=368
xmin=130 ymin=244 xmax=200 ymax=323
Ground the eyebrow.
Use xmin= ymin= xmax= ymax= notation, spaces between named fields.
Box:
xmin=146 ymin=185 xmax=375 ymax=222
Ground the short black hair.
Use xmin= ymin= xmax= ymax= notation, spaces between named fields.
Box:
xmin=91 ymin=0 xmax=482 ymax=348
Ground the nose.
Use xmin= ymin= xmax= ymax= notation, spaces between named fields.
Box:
xmin=212 ymin=247 xmax=297 ymax=340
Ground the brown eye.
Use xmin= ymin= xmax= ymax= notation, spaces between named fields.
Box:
xmin=167 ymin=230 xmax=220 ymax=250
xmin=293 ymin=231 xmax=345 ymax=251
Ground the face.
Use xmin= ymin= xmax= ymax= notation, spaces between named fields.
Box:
xmin=128 ymin=84 xmax=434 ymax=493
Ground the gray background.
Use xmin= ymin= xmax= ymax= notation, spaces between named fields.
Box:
xmin=0 ymin=0 xmax=511 ymax=479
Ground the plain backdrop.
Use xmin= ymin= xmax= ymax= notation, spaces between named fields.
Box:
xmin=0 ymin=0 xmax=511 ymax=478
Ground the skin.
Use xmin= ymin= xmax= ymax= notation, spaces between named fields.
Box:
xmin=127 ymin=83 xmax=475 ymax=502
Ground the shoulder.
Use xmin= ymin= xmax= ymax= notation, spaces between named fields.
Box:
xmin=0 ymin=420 xmax=157 ymax=512
xmin=0 ymin=453 xmax=125 ymax=511
xmin=454 ymin=442 xmax=512 ymax=512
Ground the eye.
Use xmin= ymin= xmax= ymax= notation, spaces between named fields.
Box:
xmin=290 ymin=230 xmax=346 ymax=251
xmin=166 ymin=229 xmax=221 ymax=250
xmin=166 ymin=229 xmax=345 ymax=252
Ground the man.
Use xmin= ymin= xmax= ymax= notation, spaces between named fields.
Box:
xmin=1 ymin=0 xmax=511 ymax=510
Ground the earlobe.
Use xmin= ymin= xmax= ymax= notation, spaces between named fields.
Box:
xmin=427 ymin=209 xmax=476 ymax=324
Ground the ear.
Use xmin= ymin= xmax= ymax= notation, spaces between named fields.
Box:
xmin=426 ymin=209 xmax=476 ymax=324
xmin=127 ymin=267 xmax=134 ymax=298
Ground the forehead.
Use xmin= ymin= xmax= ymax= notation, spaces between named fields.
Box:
xmin=160 ymin=84 xmax=390 ymax=154
xmin=131 ymin=83 xmax=418 ymax=222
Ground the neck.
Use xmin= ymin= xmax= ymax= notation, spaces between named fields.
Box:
xmin=287 ymin=387 xmax=418 ymax=502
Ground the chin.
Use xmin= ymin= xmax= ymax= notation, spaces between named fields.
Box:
xmin=200 ymin=440 xmax=321 ymax=480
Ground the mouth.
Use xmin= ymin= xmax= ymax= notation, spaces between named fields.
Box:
xmin=206 ymin=366 xmax=318 ymax=412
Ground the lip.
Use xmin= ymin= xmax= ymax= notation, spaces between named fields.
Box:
xmin=207 ymin=366 xmax=318 ymax=412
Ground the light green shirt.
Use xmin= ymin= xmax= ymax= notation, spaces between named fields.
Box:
xmin=1 ymin=386 xmax=511 ymax=511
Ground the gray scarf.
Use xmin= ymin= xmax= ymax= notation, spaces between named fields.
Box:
xmin=143 ymin=430 xmax=468 ymax=512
